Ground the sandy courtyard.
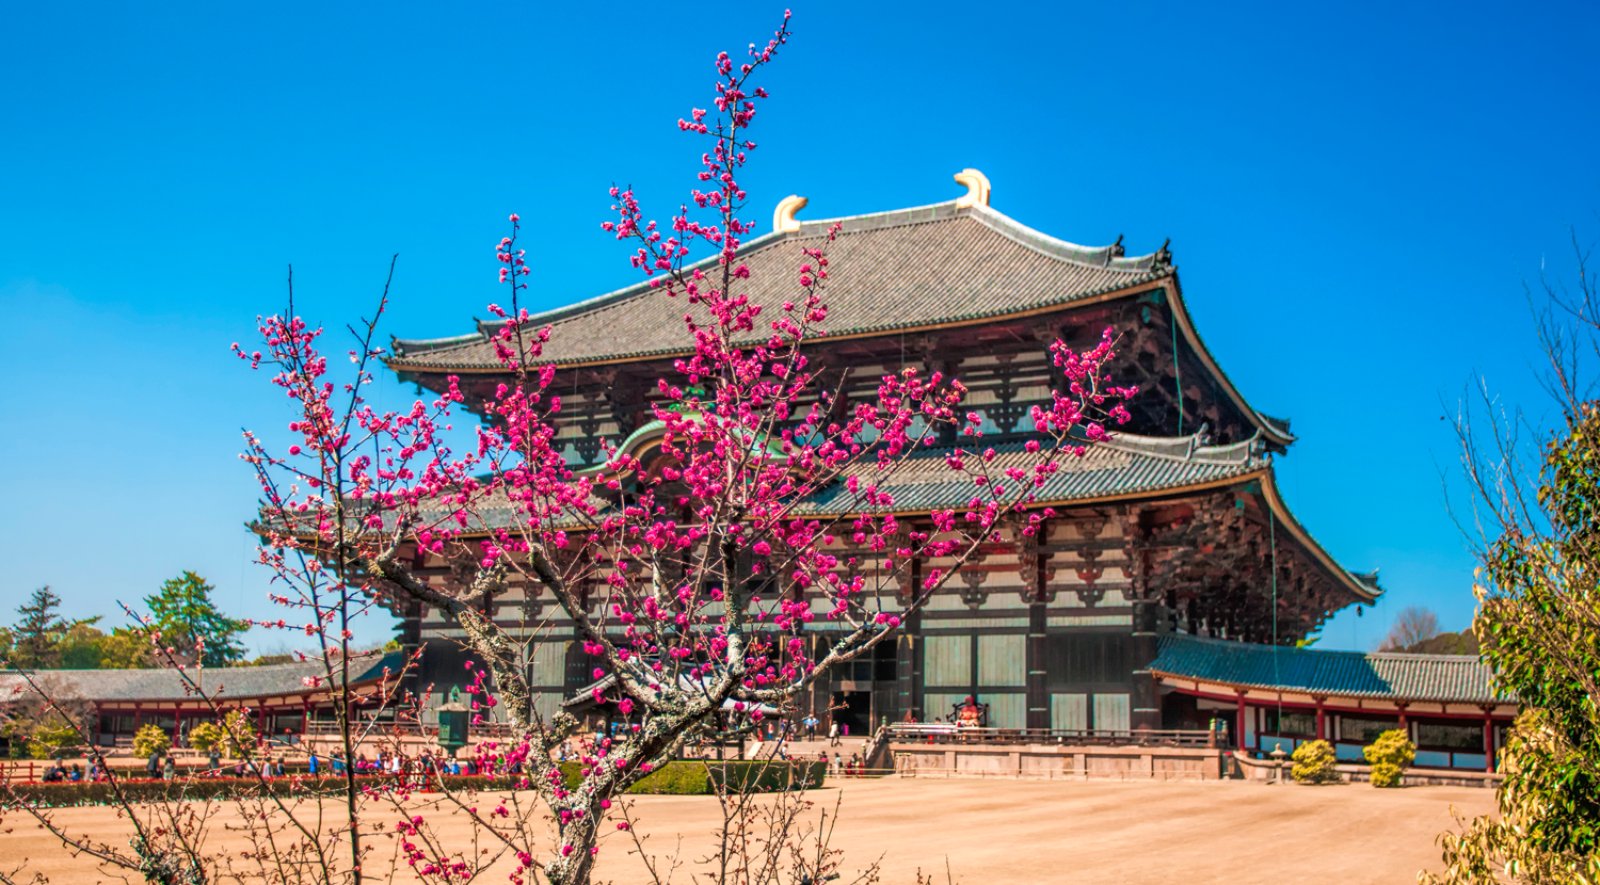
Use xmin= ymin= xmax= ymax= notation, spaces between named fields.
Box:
xmin=0 ymin=776 xmax=1492 ymax=883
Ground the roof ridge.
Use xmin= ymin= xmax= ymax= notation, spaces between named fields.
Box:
xmin=1099 ymin=430 xmax=1265 ymax=467
xmin=1162 ymin=632 xmax=1486 ymax=665
xmin=965 ymin=203 xmax=1168 ymax=273
xmin=1367 ymin=649 xmax=1487 ymax=663
xmin=392 ymin=199 xmax=1172 ymax=358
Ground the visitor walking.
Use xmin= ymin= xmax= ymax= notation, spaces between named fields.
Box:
xmin=828 ymin=718 xmax=840 ymax=747
xmin=162 ymin=755 xmax=176 ymax=781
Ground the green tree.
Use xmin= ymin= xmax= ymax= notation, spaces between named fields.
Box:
xmin=1424 ymin=250 xmax=1600 ymax=882
xmin=10 ymin=587 xmax=69 ymax=669
xmin=57 ymin=620 xmax=107 ymax=669
xmin=97 ymin=627 xmax=156 ymax=669
xmin=146 ymin=571 xmax=247 ymax=667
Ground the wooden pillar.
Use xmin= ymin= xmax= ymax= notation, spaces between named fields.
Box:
xmin=1482 ymin=717 xmax=1494 ymax=772
xmin=1314 ymin=699 xmax=1326 ymax=742
xmin=1124 ymin=510 xmax=1160 ymax=732
xmin=1025 ymin=600 xmax=1049 ymax=729
xmin=1235 ymin=693 xmax=1247 ymax=751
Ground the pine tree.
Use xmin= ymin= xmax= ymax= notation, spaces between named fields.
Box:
xmin=145 ymin=571 xmax=247 ymax=667
xmin=10 ymin=587 xmax=69 ymax=669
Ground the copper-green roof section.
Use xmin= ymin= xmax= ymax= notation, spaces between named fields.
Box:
xmin=1150 ymin=634 xmax=1508 ymax=705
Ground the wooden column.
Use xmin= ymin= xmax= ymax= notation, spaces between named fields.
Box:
xmin=1019 ymin=517 xmax=1053 ymax=730
xmin=1235 ymin=693 xmax=1248 ymax=751
xmin=1483 ymin=712 xmax=1496 ymax=773
xmin=1124 ymin=510 xmax=1161 ymax=731
xmin=1026 ymin=600 xmax=1048 ymax=729
xmin=1314 ymin=699 xmax=1326 ymax=742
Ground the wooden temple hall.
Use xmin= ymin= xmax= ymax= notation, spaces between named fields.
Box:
xmin=383 ymin=170 xmax=1514 ymax=772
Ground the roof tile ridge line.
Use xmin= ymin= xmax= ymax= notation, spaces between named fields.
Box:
xmin=1368 ymin=649 xmax=1490 ymax=663
xmin=390 ymin=331 xmax=492 ymax=355
xmin=1162 ymin=632 xmax=1369 ymax=659
xmin=790 ymin=198 xmax=965 ymax=235
xmin=964 ymin=203 xmax=1167 ymax=273
xmin=1097 ymin=430 xmax=1263 ymax=468
xmin=392 ymin=230 xmax=792 ymax=353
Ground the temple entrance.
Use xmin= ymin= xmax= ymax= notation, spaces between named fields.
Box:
xmin=831 ymin=690 xmax=872 ymax=737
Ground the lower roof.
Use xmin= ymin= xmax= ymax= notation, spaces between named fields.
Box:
xmin=1150 ymin=634 xmax=1506 ymax=705
xmin=0 ymin=651 xmax=402 ymax=705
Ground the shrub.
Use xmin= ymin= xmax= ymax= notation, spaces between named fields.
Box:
xmin=553 ymin=759 xmax=825 ymax=795
xmin=1290 ymin=740 xmax=1341 ymax=784
xmin=132 ymin=724 xmax=171 ymax=759
xmin=29 ymin=719 xmax=86 ymax=760
xmin=220 ymin=710 xmax=257 ymax=759
xmin=1364 ymin=728 xmax=1415 ymax=787
xmin=6 ymin=760 xmax=829 ymax=809
xmin=186 ymin=721 xmax=225 ymax=754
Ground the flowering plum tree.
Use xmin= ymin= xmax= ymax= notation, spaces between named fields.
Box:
xmin=244 ymin=12 xmax=1135 ymax=885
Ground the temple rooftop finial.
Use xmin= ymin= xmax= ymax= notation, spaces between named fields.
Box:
xmin=953 ymin=168 xmax=991 ymax=208
xmin=772 ymin=194 xmax=807 ymax=233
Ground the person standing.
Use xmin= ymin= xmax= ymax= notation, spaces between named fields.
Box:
xmin=162 ymin=755 xmax=176 ymax=781
xmin=827 ymin=718 xmax=840 ymax=747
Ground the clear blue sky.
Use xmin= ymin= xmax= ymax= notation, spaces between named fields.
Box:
xmin=2 ymin=2 xmax=1596 ymax=653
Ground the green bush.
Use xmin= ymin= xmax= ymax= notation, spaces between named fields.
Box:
xmin=132 ymin=724 xmax=171 ymax=759
xmin=186 ymin=721 xmax=225 ymax=754
xmin=5 ymin=759 xmax=828 ymax=809
xmin=1363 ymin=729 xmax=1415 ymax=788
xmin=220 ymin=710 xmax=257 ymax=759
xmin=554 ymin=759 xmax=826 ymax=795
xmin=1290 ymin=740 xmax=1342 ymax=784
xmin=28 ymin=720 xmax=86 ymax=760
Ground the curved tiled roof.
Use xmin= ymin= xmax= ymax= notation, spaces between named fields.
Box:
xmin=0 ymin=652 xmax=403 ymax=704
xmin=389 ymin=200 xmax=1170 ymax=372
xmin=1150 ymin=634 xmax=1508 ymax=705
xmin=393 ymin=431 xmax=1269 ymax=533
xmin=799 ymin=431 xmax=1266 ymax=515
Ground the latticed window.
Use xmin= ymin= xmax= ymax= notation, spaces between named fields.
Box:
xmin=1415 ymin=721 xmax=1481 ymax=750
xmin=1338 ymin=716 xmax=1399 ymax=743
xmin=1263 ymin=709 xmax=1316 ymax=736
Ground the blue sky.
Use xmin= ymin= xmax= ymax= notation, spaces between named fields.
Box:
xmin=2 ymin=1 xmax=1596 ymax=653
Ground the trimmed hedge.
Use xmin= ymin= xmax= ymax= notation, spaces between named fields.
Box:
xmin=1289 ymin=740 xmax=1341 ymax=785
xmin=1363 ymin=729 xmax=1415 ymax=788
xmin=5 ymin=760 xmax=827 ymax=808
xmin=557 ymin=759 xmax=826 ymax=795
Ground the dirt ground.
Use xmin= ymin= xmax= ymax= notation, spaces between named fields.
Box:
xmin=0 ymin=776 xmax=1492 ymax=883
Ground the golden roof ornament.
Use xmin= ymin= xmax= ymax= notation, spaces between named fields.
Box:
xmin=953 ymin=168 xmax=991 ymax=208
xmin=772 ymin=194 xmax=807 ymax=233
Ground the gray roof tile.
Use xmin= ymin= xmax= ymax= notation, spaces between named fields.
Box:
xmin=389 ymin=201 xmax=1169 ymax=371
xmin=0 ymin=651 xmax=403 ymax=704
xmin=1150 ymin=634 xmax=1508 ymax=704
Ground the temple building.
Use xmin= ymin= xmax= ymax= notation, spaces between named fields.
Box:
xmin=0 ymin=652 xmax=401 ymax=750
xmin=383 ymin=170 xmax=1514 ymax=772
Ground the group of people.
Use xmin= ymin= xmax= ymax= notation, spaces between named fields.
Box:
xmin=821 ymin=751 xmax=870 ymax=777
xmin=305 ymin=748 xmax=478 ymax=780
xmin=40 ymin=760 xmax=104 ymax=782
